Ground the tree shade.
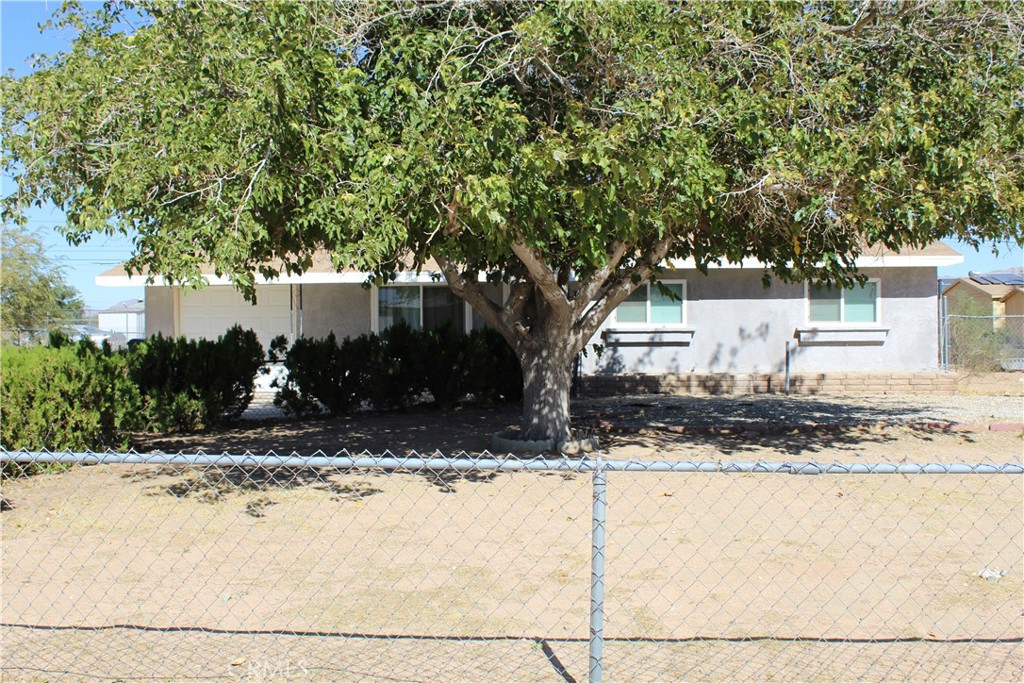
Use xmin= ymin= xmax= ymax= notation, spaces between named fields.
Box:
xmin=2 ymin=1 xmax=1022 ymax=441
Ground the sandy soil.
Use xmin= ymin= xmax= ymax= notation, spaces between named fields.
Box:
xmin=2 ymin=396 xmax=1022 ymax=682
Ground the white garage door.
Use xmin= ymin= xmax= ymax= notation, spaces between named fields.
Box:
xmin=179 ymin=285 xmax=292 ymax=348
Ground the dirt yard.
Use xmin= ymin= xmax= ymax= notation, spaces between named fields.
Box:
xmin=2 ymin=395 xmax=1022 ymax=682
xmin=141 ymin=393 xmax=1024 ymax=464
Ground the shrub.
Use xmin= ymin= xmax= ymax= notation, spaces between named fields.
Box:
xmin=465 ymin=327 xmax=523 ymax=404
xmin=420 ymin=325 xmax=471 ymax=410
xmin=127 ymin=325 xmax=264 ymax=431
xmin=272 ymin=325 xmax=523 ymax=416
xmin=368 ymin=322 xmax=427 ymax=410
xmin=1 ymin=338 xmax=141 ymax=454
xmin=269 ymin=332 xmax=362 ymax=416
xmin=1 ymin=326 xmax=264 ymax=476
xmin=272 ymin=323 xmax=429 ymax=416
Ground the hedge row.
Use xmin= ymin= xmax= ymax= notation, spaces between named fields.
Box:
xmin=1 ymin=326 xmax=264 ymax=454
xmin=129 ymin=326 xmax=265 ymax=431
xmin=270 ymin=324 xmax=522 ymax=416
xmin=1 ymin=324 xmax=524 ymax=458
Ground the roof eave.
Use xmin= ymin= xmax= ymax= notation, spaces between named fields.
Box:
xmin=97 ymin=253 xmax=964 ymax=288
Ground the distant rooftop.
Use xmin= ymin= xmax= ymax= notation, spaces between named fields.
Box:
xmin=100 ymin=298 xmax=145 ymax=314
xmin=967 ymin=269 xmax=1024 ymax=287
xmin=942 ymin=268 xmax=1024 ymax=299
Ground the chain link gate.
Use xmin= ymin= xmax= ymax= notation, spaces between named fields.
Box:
xmin=940 ymin=312 xmax=1024 ymax=372
xmin=2 ymin=450 xmax=1022 ymax=682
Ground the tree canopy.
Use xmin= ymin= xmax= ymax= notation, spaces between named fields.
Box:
xmin=2 ymin=0 xmax=1022 ymax=441
xmin=0 ymin=224 xmax=84 ymax=341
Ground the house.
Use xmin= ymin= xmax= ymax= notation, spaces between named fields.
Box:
xmin=97 ymin=242 xmax=964 ymax=395
xmin=941 ymin=270 xmax=1024 ymax=319
xmin=940 ymin=270 xmax=1024 ymax=373
xmin=96 ymin=298 xmax=146 ymax=340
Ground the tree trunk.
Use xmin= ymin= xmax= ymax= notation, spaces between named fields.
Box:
xmin=519 ymin=345 xmax=574 ymax=444
xmin=434 ymin=241 xmax=677 ymax=446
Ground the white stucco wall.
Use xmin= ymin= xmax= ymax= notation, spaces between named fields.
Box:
xmin=297 ymin=283 xmax=371 ymax=340
xmin=580 ymin=267 xmax=940 ymax=375
xmin=141 ymin=267 xmax=940 ymax=374
xmin=144 ymin=287 xmax=176 ymax=338
xmin=143 ymin=283 xmax=370 ymax=343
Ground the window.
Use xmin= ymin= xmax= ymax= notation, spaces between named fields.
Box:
xmin=808 ymin=281 xmax=879 ymax=324
xmin=378 ymin=287 xmax=421 ymax=329
xmin=377 ymin=285 xmax=466 ymax=332
xmin=615 ymin=282 xmax=685 ymax=325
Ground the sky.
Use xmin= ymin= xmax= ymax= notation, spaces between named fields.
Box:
xmin=2 ymin=1 xmax=141 ymax=310
xmin=1 ymin=1 xmax=1021 ymax=311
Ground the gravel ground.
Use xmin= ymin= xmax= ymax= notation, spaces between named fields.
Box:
xmin=6 ymin=392 xmax=1021 ymax=682
xmin=575 ymin=393 xmax=1023 ymax=429
xmin=242 ymin=392 xmax=1023 ymax=428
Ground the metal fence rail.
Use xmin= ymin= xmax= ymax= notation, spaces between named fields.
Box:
xmin=2 ymin=449 xmax=1021 ymax=682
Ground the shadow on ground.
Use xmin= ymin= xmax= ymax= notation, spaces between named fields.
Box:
xmin=120 ymin=458 xmax=503 ymax=505
xmin=576 ymin=395 xmax=950 ymax=429
xmin=133 ymin=395 xmax=1001 ymax=460
xmin=138 ymin=404 xmax=521 ymax=456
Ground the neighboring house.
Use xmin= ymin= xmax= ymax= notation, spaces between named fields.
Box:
xmin=97 ymin=242 xmax=963 ymax=394
xmin=941 ymin=271 xmax=1024 ymax=319
xmin=96 ymin=298 xmax=146 ymax=340
xmin=940 ymin=270 xmax=1024 ymax=373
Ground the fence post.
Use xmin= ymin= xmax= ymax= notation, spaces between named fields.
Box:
xmin=939 ymin=296 xmax=948 ymax=370
xmin=784 ymin=340 xmax=791 ymax=394
xmin=589 ymin=455 xmax=607 ymax=683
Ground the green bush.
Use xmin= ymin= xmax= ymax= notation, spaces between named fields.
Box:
xmin=465 ymin=327 xmax=524 ymax=404
xmin=127 ymin=325 xmax=265 ymax=431
xmin=1 ymin=326 xmax=265 ymax=477
xmin=1 ymin=338 xmax=141 ymax=454
xmin=269 ymin=332 xmax=362 ymax=416
xmin=420 ymin=325 xmax=471 ymax=410
xmin=272 ymin=325 xmax=522 ymax=416
xmin=368 ymin=322 xmax=427 ymax=410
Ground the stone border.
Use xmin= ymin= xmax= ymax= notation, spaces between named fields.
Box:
xmin=491 ymin=430 xmax=601 ymax=455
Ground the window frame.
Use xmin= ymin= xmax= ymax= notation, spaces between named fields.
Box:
xmin=804 ymin=278 xmax=882 ymax=326
xmin=372 ymin=284 xmax=469 ymax=334
xmin=612 ymin=280 xmax=688 ymax=327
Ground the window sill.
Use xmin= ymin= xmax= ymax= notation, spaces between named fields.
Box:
xmin=795 ymin=327 xmax=889 ymax=346
xmin=603 ymin=327 xmax=696 ymax=346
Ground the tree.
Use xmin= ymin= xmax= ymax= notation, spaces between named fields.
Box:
xmin=0 ymin=224 xmax=84 ymax=342
xmin=2 ymin=1 xmax=1022 ymax=442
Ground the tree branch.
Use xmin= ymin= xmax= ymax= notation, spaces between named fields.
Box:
xmin=510 ymin=240 xmax=570 ymax=313
xmin=571 ymin=241 xmax=628 ymax=320
xmin=434 ymin=253 xmax=499 ymax=323
xmin=502 ymin=278 xmax=534 ymax=345
xmin=831 ymin=0 xmax=878 ymax=36
xmin=576 ymin=231 xmax=676 ymax=343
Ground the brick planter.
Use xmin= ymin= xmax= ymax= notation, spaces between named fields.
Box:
xmin=579 ymin=372 xmax=959 ymax=397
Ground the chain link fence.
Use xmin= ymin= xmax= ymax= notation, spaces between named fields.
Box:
xmin=2 ymin=450 xmax=1021 ymax=682
xmin=941 ymin=314 xmax=1024 ymax=372
xmin=1 ymin=317 xmax=143 ymax=348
